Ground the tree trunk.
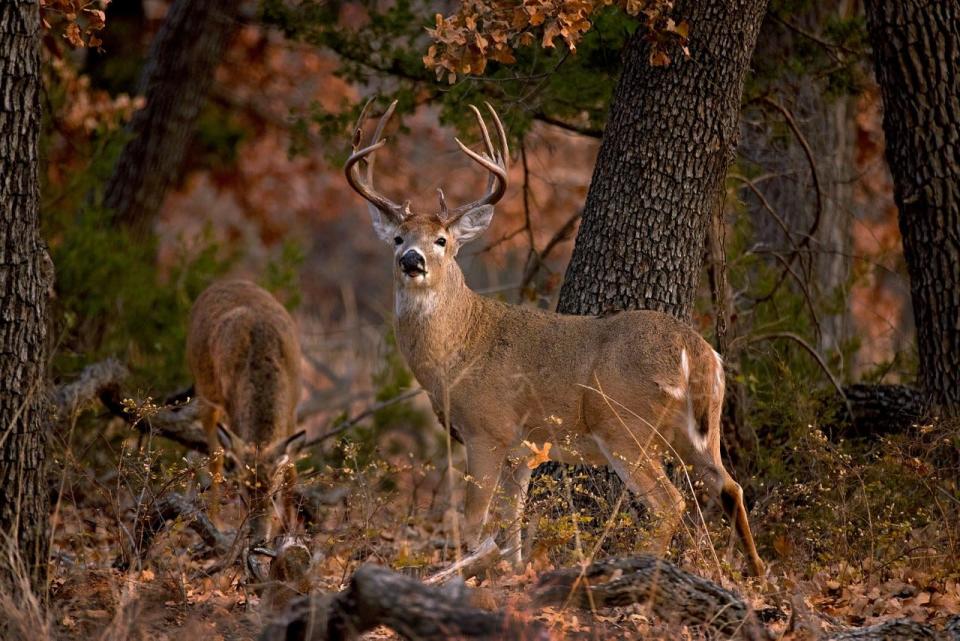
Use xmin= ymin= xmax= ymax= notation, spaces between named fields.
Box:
xmin=102 ymin=0 xmax=241 ymax=236
xmin=557 ymin=0 xmax=769 ymax=320
xmin=863 ymin=0 xmax=960 ymax=416
xmin=0 ymin=0 xmax=52 ymax=598
xmin=533 ymin=0 xmax=768 ymax=542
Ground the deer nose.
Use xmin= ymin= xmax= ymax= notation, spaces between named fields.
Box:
xmin=399 ymin=249 xmax=426 ymax=275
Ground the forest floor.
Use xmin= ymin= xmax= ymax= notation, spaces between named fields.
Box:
xmin=15 ymin=410 xmax=960 ymax=641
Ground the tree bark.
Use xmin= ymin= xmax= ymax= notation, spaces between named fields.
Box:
xmin=557 ymin=0 xmax=769 ymax=320
xmin=261 ymin=564 xmax=548 ymax=641
xmin=863 ymin=0 xmax=960 ymax=416
xmin=0 ymin=0 xmax=52 ymax=598
xmin=101 ymin=0 xmax=241 ymax=236
xmin=535 ymin=0 xmax=769 ymax=534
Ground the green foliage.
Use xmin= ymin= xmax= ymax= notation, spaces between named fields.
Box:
xmin=48 ymin=201 xmax=233 ymax=392
xmin=746 ymin=0 xmax=870 ymax=103
xmin=40 ymin=97 xmax=233 ymax=391
xmin=261 ymin=239 xmax=306 ymax=310
xmin=194 ymin=102 xmax=247 ymax=170
xmin=260 ymin=0 xmax=629 ymax=160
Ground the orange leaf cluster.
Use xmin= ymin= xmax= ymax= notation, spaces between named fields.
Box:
xmin=41 ymin=0 xmax=109 ymax=50
xmin=47 ymin=57 xmax=144 ymax=135
xmin=424 ymin=0 xmax=688 ymax=82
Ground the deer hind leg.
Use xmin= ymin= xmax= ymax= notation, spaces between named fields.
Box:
xmin=593 ymin=435 xmax=685 ymax=556
xmin=493 ymin=451 xmax=532 ymax=567
xmin=701 ymin=460 xmax=764 ymax=577
xmin=200 ymin=403 xmax=223 ymax=521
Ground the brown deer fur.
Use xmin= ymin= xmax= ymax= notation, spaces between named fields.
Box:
xmin=344 ymin=102 xmax=764 ymax=576
xmin=187 ymin=280 xmax=304 ymax=543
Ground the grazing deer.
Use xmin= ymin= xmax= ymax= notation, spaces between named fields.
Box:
xmin=344 ymin=101 xmax=764 ymax=576
xmin=187 ymin=280 xmax=305 ymax=543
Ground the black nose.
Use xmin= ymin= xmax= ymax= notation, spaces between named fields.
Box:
xmin=399 ymin=250 xmax=426 ymax=274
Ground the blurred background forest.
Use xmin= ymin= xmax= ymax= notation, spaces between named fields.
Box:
xmin=2 ymin=0 xmax=958 ymax=638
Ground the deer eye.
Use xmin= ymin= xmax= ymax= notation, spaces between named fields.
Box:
xmin=393 ymin=236 xmax=403 ymax=245
xmin=435 ymin=237 xmax=447 ymax=247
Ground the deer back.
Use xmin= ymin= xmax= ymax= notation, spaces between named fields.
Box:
xmin=187 ymin=280 xmax=301 ymax=445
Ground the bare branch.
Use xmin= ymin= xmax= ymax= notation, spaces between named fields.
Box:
xmin=304 ymin=388 xmax=424 ymax=448
xmin=734 ymin=331 xmax=851 ymax=419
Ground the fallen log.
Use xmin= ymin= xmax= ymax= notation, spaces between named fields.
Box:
xmin=53 ymin=358 xmax=130 ymax=420
xmin=423 ymin=536 xmax=500 ymax=586
xmin=99 ymin=383 xmax=210 ymax=453
xmin=115 ymin=491 xmax=232 ymax=569
xmin=833 ymin=383 xmax=927 ymax=438
xmin=260 ymin=564 xmax=548 ymax=641
xmin=533 ymin=555 xmax=768 ymax=641
xmin=828 ymin=616 xmax=960 ymax=640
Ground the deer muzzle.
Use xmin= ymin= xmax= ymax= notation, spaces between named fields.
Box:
xmin=399 ymin=249 xmax=427 ymax=277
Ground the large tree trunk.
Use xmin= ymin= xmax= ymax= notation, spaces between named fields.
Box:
xmin=102 ymin=0 xmax=241 ymax=236
xmin=557 ymin=0 xmax=769 ymax=320
xmin=0 ymin=0 xmax=52 ymax=598
xmin=863 ymin=0 xmax=960 ymax=416
xmin=533 ymin=0 xmax=768 ymax=547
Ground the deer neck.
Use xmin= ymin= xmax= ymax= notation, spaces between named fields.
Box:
xmin=394 ymin=264 xmax=481 ymax=387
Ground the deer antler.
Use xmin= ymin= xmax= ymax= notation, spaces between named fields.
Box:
xmin=344 ymin=99 xmax=408 ymax=221
xmin=444 ymin=102 xmax=509 ymax=224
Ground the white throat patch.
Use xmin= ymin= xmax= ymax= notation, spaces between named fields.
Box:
xmin=396 ymin=288 xmax=438 ymax=318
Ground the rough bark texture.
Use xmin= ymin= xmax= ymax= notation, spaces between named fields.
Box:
xmin=536 ymin=0 xmax=769 ymax=535
xmin=261 ymin=564 xmax=548 ymax=641
xmin=0 ymin=0 xmax=51 ymax=597
xmin=864 ymin=0 xmax=960 ymax=416
xmin=261 ymin=558 xmax=960 ymax=641
xmin=533 ymin=556 xmax=766 ymax=641
xmin=102 ymin=0 xmax=241 ymax=235
xmin=838 ymin=383 xmax=925 ymax=437
xmin=557 ymin=0 xmax=769 ymax=320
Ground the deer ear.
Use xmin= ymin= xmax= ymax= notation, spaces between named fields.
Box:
xmin=368 ymin=204 xmax=400 ymax=244
xmin=448 ymin=205 xmax=494 ymax=245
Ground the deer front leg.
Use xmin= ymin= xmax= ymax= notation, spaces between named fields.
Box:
xmin=494 ymin=450 xmax=532 ymax=567
xmin=200 ymin=403 xmax=223 ymax=522
xmin=463 ymin=439 xmax=505 ymax=549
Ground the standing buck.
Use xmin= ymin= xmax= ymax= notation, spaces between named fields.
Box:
xmin=344 ymin=101 xmax=764 ymax=576
xmin=187 ymin=280 xmax=305 ymax=543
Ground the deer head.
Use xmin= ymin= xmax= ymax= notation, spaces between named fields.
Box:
xmin=216 ymin=424 xmax=306 ymax=535
xmin=344 ymin=100 xmax=509 ymax=294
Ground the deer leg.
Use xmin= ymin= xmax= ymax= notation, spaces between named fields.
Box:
xmin=200 ymin=403 xmax=223 ymax=522
xmin=712 ymin=466 xmax=764 ymax=577
xmin=594 ymin=436 xmax=685 ymax=556
xmin=493 ymin=452 xmax=532 ymax=567
xmin=463 ymin=441 xmax=505 ymax=549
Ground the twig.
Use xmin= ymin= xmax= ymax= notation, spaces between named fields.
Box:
xmin=519 ymin=208 xmax=582 ymax=293
xmin=304 ymin=388 xmax=424 ymax=448
xmin=734 ymin=331 xmax=852 ymax=419
xmin=758 ymin=97 xmax=824 ymax=254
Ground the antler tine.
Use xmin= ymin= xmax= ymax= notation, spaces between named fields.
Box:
xmin=445 ymin=103 xmax=509 ymax=223
xmin=484 ymin=101 xmax=509 ymax=169
xmin=366 ymin=99 xmax=397 ymax=180
xmin=344 ymin=99 xmax=404 ymax=218
xmin=351 ymin=98 xmax=375 ymax=151
xmin=468 ymin=104 xmax=496 ymax=161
